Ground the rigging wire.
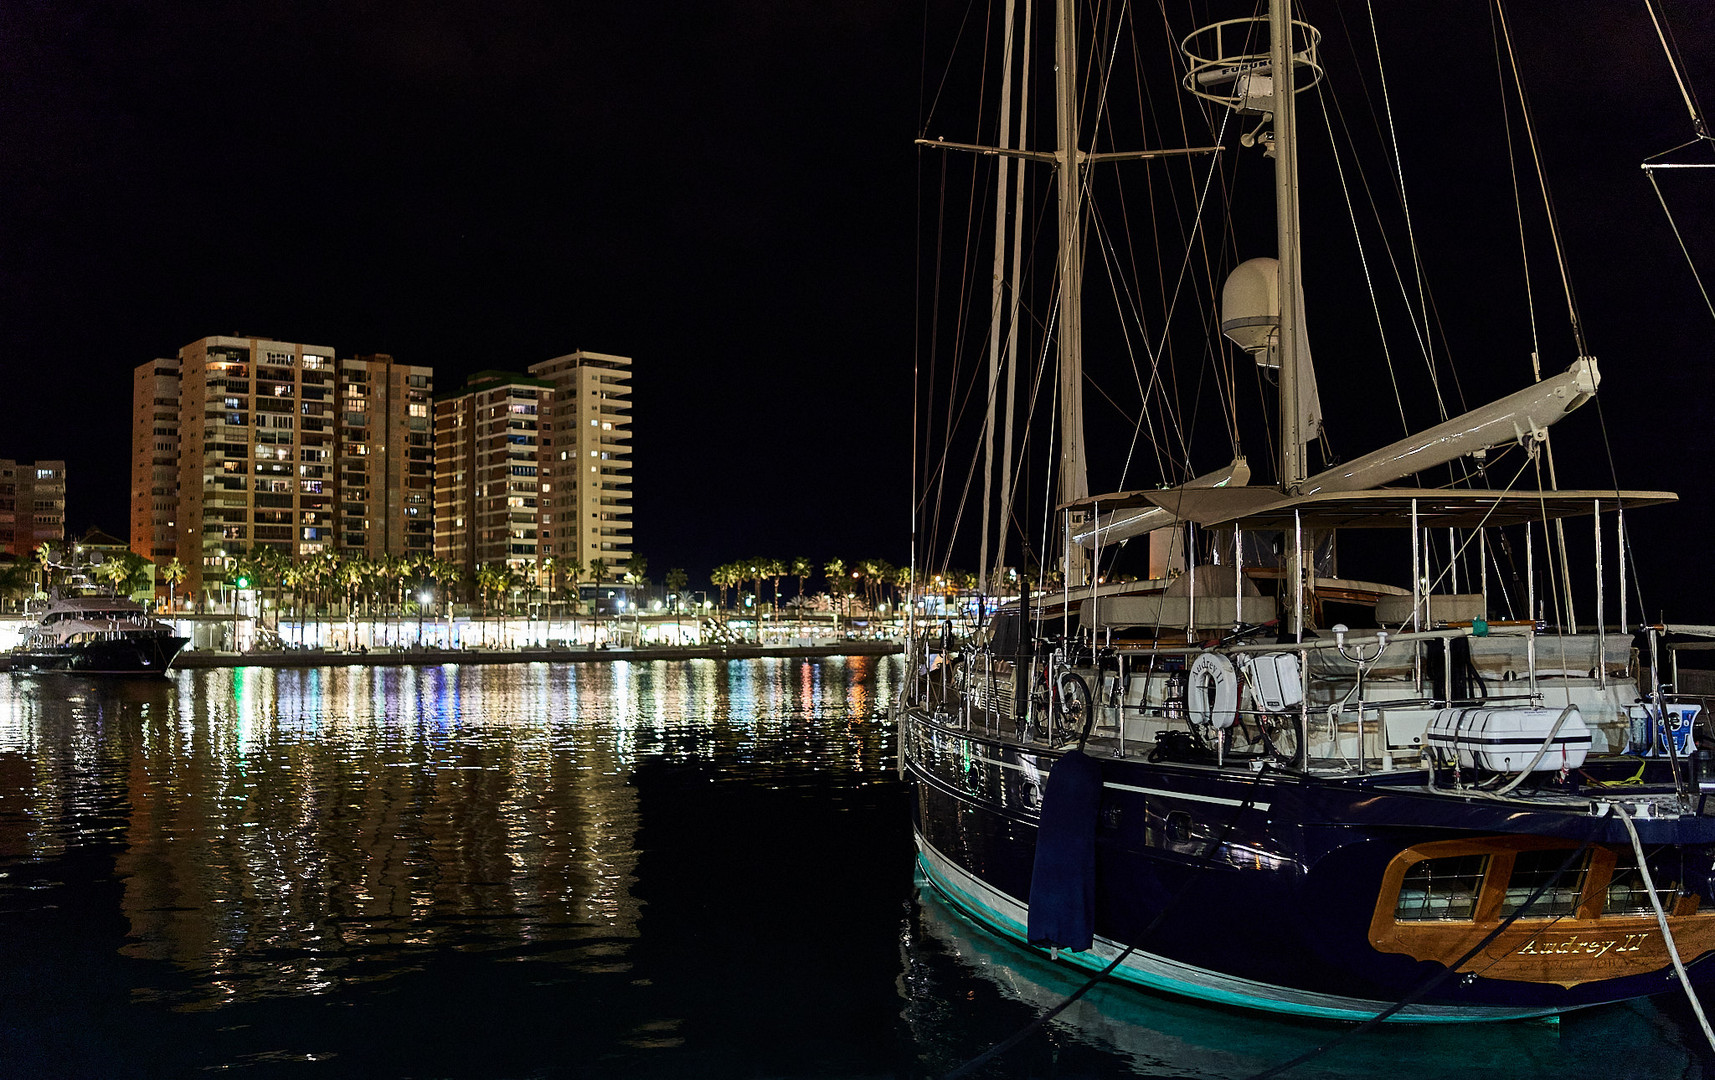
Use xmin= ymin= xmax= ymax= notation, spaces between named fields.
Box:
xmin=917 ymin=0 xmax=985 ymax=139
xmin=1643 ymin=157 xmax=1715 ymax=328
xmin=1319 ymin=7 xmax=1462 ymax=432
xmin=1639 ymin=0 xmax=1715 ymax=325
xmin=1489 ymin=2 xmax=1543 ymax=378
xmin=1312 ymin=76 xmax=1410 ymax=436
xmin=1119 ymin=107 xmax=1238 ymax=490
xmin=1644 ymin=0 xmax=1712 ymax=141
xmin=1492 ymin=0 xmax=1587 ymax=358
xmin=1361 ymin=0 xmax=1452 ymax=424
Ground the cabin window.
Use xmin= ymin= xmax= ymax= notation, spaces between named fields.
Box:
xmin=1499 ymin=849 xmax=1590 ymax=918
xmin=1605 ymin=849 xmax=1679 ymax=915
xmin=1395 ymin=854 xmax=1489 ymax=921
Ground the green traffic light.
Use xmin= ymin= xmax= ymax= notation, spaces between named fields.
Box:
xmin=235 ymin=576 xmax=250 ymax=588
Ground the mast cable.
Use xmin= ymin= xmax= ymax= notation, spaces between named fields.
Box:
xmin=1643 ymin=0 xmax=1712 ymax=141
xmin=1493 ymin=0 xmax=1587 ymax=357
xmin=1489 ymin=2 xmax=1542 ymax=378
xmin=1314 ymin=77 xmax=1410 ymax=435
xmin=1363 ymin=0 xmax=1452 ymax=424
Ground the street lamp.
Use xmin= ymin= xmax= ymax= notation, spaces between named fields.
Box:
xmin=418 ymin=589 xmax=432 ymax=647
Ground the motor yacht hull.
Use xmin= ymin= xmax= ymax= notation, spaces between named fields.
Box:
xmin=11 ymin=634 xmax=190 ymax=676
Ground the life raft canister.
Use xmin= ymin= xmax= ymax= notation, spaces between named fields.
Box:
xmin=1188 ymin=650 xmax=1240 ymax=730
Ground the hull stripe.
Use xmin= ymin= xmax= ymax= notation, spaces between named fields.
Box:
xmin=914 ymin=833 xmax=1568 ymax=1024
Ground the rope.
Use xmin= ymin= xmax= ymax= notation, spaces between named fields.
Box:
xmin=940 ymin=763 xmax=1275 ymax=1079
xmin=1241 ymin=828 xmax=1600 ymax=1080
xmin=1613 ymin=803 xmax=1715 ymax=1053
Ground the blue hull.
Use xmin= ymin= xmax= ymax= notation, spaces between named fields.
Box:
xmin=905 ymin=710 xmax=1715 ymax=1022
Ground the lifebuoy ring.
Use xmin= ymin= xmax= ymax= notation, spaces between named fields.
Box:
xmin=1188 ymin=651 xmax=1239 ymax=730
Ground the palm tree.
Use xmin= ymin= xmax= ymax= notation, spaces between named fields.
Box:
xmin=588 ymin=557 xmax=608 ymax=590
xmin=664 ymin=568 xmax=689 ymax=611
xmin=540 ymin=555 xmax=559 ymax=613
xmin=281 ymin=563 xmax=306 ymax=642
xmin=159 ymin=557 xmax=187 ymax=611
xmin=95 ymin=557 xmax=130 ymax=595
xmin=338 ymin=555 xmax=369 ymax=618
xmin=561 ymin=556 xmax=584 ymax=612
xmin=791 ymin=556 xmax=813 ymax=604
xmin=34 ymin=542 xmax=58 ymax=593
xmin=763 ymin=558 xmax=785 ymax=615
xmin=0 ymin=560 xmax=30 ymax=611
xmin=823 ymin=558 xmax=846 ymax=618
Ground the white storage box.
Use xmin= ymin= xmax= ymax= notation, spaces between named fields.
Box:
xmin=1426 ymin=706 xmax=1590 ymax=772
xmin=1243 ymin=653 xmax=1303 ymax=711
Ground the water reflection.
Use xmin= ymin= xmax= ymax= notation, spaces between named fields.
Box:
xmin=0 ymin=657 xmax=898 ymax=1013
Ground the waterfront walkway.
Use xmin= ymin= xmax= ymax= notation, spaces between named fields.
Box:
xmin=2 ymin=638 xmax=903 ymax=672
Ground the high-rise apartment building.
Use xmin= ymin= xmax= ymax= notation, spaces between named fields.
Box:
xmin=136 ymin=337 xmax=436 ymax=600
xmin=130 ymin=356 xmax=182 ymax=563
xmin=433 ymin=371 xmax=553 ymax=579
xmin=0 ymin=460 xmax=66 ymax=558
xmin=334 ymin=354 xmax=433 ymax=559
xmin=528 ymin=350 xmax=632 ymax=578
xmin=173 ymin=336 xmax=338 ymax=596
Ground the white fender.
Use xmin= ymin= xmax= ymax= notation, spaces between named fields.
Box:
xmin=1188 ymin=651 xmax=1240 ymax=730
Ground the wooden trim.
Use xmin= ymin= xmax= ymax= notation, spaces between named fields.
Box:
xmin=1369 ymin=836 xmax=1715 ymax=988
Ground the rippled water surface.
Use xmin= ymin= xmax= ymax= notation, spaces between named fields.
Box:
xmin=0 ymin=659 xmax=1709 ymax=1079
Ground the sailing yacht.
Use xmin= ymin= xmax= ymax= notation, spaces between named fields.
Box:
xmin=898 ymin=1 xmax=1715 ymax=1022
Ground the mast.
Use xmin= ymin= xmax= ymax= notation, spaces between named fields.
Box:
xmin=1271 ymin=0 xmax=1305 ymax=492
xmin=981 ymin=0 xmax=1021 ymax=594
xmin=994 ymin=0 xmax=1033 ymax=593
xmin=1055 ymin=0 xmax=1091 ymax=583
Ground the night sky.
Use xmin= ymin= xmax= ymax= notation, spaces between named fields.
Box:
xmin=2 ymin=2 xmax=1712 ymax=610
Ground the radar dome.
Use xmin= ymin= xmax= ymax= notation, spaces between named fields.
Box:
xmin=1221 ymin=257 xmax=1280 ymax=354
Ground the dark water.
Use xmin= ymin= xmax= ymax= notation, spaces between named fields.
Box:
xmin=0 ymin=659 xmax=1708 ymax=1079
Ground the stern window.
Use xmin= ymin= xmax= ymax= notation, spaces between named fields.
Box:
xmin=1395 ymin=854 xmax=1490 ymax=921
xmin=1500 ymin=849 xmax=1591 ymax=918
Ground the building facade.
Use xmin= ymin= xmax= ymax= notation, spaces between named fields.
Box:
xmin=134 ymin=337 xmax=437 ymax=600
xmin=432 ymin=371 xmax=553 ymax=580
xmin=334 ymin=354 xmax=433 ymax=560
xmin=0 ymin=460 xmax=66 ymax=558
xmin=528 ymin=350 xmax=632 ymax=580
xmin=129 ymin=356 xmax=182 ymax=563
xmin=173 ymin=336 xmax=338 ymax=596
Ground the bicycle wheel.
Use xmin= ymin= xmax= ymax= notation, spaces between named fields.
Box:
xmin=1261 ymin=714 xmax=1305 ymax=768
xmin=1056 ymin=671 xmax=1092 ymax=738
